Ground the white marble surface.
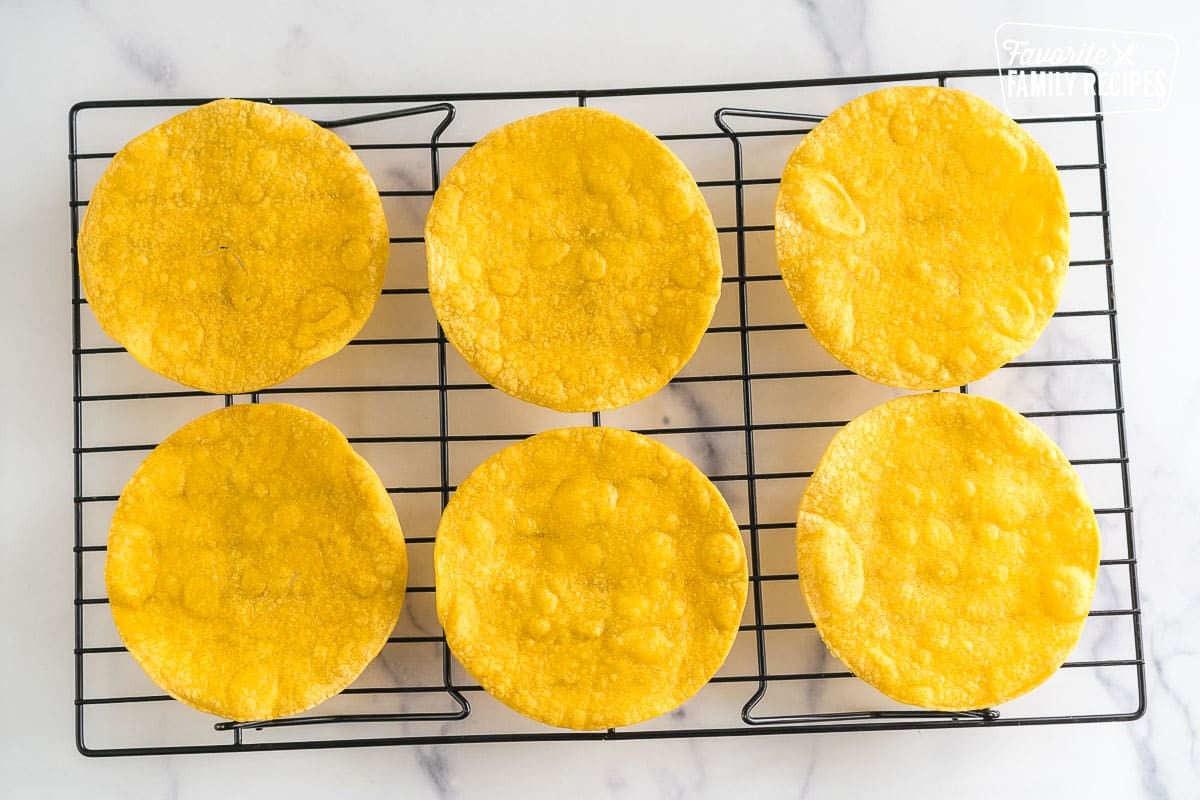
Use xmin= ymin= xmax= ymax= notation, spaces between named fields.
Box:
xmin=3 ymin=0 xmax=1198 ymax=796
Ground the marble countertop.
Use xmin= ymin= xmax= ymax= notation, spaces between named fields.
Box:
xmin=3 ymin=0 xmax=1197 ymax=796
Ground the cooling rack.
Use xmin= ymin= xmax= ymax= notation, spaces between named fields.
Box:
xmin=70 ymin=67 xmax=1144 ymax=756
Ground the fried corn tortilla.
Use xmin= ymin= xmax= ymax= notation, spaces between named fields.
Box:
xmin=79 ymin=98 xmax=389 ymax=394
xmin=106 ymin=403 xmax=407 ymax=721
xmin=775 ymin=86 xmax=1070 ymax=390
xmin=796 ymin=392 xmax=1099 ymax=710
xmin=426 ymin=107 xmax=721 ymax=412
xmin=435 ymin=427 xmax=747 ymax=729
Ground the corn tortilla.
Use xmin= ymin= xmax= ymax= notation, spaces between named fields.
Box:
xmin=79 ymin=98 xmax=389 ymax=394
xmin=106 ymin=403 xmax=407 ymax=721
xmin=796 ymin=392 xmax=1099 ymax=710
xmin=426 ymin=107 xmax=721 ymax=412
xmin=775 ymin=86 xmax=1070 ymax=390
xmin=435 ymin=426 xmax=747 ymax=729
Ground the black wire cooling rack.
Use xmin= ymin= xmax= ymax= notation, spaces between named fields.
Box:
xmin=70 ymin=67 xmax=1145 ymax=756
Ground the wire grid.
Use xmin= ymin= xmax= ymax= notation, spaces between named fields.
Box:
xmin=70 ymin=67 xmax=1145 ymax=756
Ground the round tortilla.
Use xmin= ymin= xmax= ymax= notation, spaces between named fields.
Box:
xmin=796 ymin=392 xmax=1099 ymax=710
xmin=435 ymin=426 xmax=746 ymax=729
xmin=426 ymin=107 xmax=721 ymax=412
xmin=79 ymin=98 xmax=389 ymax=394
xmin=106 ymin=403 xmax=407 ymax=721
xmin=775 ymin=86 xmax=1070 ymax=390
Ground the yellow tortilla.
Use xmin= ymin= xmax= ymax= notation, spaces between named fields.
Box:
xmin=797 ymin=392 xmax=1099 ymax=710
xmin=106 ymin=403 xmax=407 ymax=721
xmin=436 ymin=427 xmax=746 ymax=729
xmin=775 ymin=86 xmax=1070 ymax=389
xmin=79 ymin=98 xmax=389 ymax=394
xmin=426 ymin=107 xmax=721 ymax=412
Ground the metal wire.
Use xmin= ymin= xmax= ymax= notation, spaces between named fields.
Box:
xmin=70 ymin=67 xmax=1145 ymax=756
